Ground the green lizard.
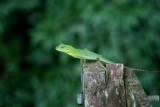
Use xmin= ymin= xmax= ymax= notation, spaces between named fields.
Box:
xmin=55 ymin=43 xmax=160 ymax=72
xmin=56 ymin=43 xmax=114 ymax=64
xmin=55 ymin=43 xmax=115 ymax=80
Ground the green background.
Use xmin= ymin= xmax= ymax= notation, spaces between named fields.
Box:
xmin=0 ymin=0 xmax=160 ymax=107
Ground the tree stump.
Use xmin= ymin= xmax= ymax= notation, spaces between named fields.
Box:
xmin=82 ymin=61 xmax=126 ymax=107
xmin=79 ymin=61 xmax=153 ymax=107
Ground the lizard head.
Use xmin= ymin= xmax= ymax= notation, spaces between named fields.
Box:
xmin=56 ymin=44 xmax=75 ymax=54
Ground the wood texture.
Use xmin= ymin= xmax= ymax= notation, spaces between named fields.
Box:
xmin=106 ymin=64 xmax=126 ymax=107
xmin=83 ymin=61 xmax=107 ymax=107
xmin=82 ymin=62 xmax=126 ymax=107
xmin=81 ymin=61 xmax=152 ymax=107
xmin=124 ymin=68 xmax=152 ymax=107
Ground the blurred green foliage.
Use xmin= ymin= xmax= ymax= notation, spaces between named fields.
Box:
xmin=0 ymin=0 xmax=160 ymax=107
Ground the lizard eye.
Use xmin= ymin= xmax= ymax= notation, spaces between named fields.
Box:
xmin=61 ymin=46 xmax=64 ymax=49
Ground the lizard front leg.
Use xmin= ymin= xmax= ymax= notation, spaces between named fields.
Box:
xmin=82 ymin=59 xmax=87 ymax=67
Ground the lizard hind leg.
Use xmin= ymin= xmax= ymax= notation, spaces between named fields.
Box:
xmin=97 ymin=60 xmax=108 ymax=72
xmin=97 ymin=60 xmax=109 ymax=82
xmin=96 ymin=57 xmax=107 ymax=70
xmin=96 ymin=57 xmax=109 ymax=80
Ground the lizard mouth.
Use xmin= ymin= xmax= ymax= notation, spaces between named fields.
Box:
xmin=55 ymin=47 xmax=64 ymax=52
xmin=55 ymin=47 xmax=58 ymax=50
xmin=55 ymin=47 xmax=61 ymax=51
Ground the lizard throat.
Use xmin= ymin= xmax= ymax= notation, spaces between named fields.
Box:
xmin=67 ymin=52 xmax=77 ymax=57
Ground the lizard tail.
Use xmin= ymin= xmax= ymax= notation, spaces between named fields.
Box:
xmin=100 ymin=57 xmax=115 ymax=64
xmin=124 ymin=66 xmax=160 ymax=72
